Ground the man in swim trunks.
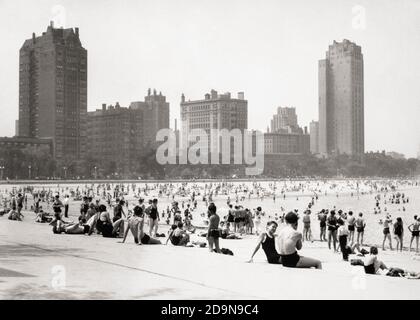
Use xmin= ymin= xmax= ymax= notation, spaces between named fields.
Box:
xmin=408 ymin=215 xmax=420 ymax=253
xmin=302 ymin=210 xmax=312 ymax=242
xmin=277 ymin=212 xmax=321 ymax=269
xmin=355 ymin=212 xmax=366 ymax=246
xmin=318 ymin=209 xmax=327 ymax=242
xmin=247 ymin=221 xmax=281 ymax=264
xmin=382 ymin=215 xmax=393 ymax=251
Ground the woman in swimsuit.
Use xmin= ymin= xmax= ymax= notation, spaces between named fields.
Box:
xmin=382 ymin=215 xmax=393 ymax=251
xmin=247 ymin=221 xmax=281 ymax=264
xmin=408 ymin=215 xmax=420 ymax=253
xmin=277 ymin=212 xmax=322 ymax=269
xmin=393 ymin=217 xmax=404 ymax=252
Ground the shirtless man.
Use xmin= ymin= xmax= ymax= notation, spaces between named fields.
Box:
xmin=408 ymin=215 xmax=420 ymax=253
xmin=355 ymin=213 xmax=366 ymax=246
xmin=382 ymin=215 xmax=393 ymax=251
xmin=277 ymin=212 xmax=322 ymax=269
xmin=120 ymin=204 xmax=144 ymax=244
xmin=302 ymin=210 xmax=312 ymax=242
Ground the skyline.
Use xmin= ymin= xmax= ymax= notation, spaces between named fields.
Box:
xmin=1 ymin=0 xmax=420 ymax=157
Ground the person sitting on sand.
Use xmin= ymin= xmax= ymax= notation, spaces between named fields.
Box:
xmin=166 ymin=222 xmax=191 ymax=246
xmin=247 ymin=221 xmax=281 ymax=264
xmin=35 ymin=209 xmax=53 ymax=223
xmin=7 ymin=206 xmax=24 ymax=221
xmin=361 ymin=246 xmax=419 ymax=278
xmin=96 ymin=204 xmax=125 ymax=238
xmin=277 ymin=212 xmax=322 ymax=269
xmin=120 ymin=204 xmax=144 ymax=244
xmin=220 ymin=221 xmax=242 ymax=239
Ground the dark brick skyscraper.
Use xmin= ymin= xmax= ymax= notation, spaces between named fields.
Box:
xmin=19 ymin=22 xmax=87 ymax=165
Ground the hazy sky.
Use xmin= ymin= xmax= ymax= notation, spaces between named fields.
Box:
xmin=1 ymin=0 xmax=420 ymax=157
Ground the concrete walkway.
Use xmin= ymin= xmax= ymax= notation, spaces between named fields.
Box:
xmin=1 ymin=219 xmax=420 ymax=299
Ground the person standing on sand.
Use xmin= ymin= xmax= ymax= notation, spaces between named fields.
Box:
xmin=347 ymin=211 xmax=355 ymax=245
xmin=408 ymin=216 xmax=419 ymax=253
xmin=63 ymin=195 xmax=69 ymax=218
xmin=355 ymin=213 xmax=366 ymax=246
xmin=326 ymin=210 xmax=338 ymax=252
xmin=277 ymin=212 xmax=322 ymax=269
xmin=393 ymin=217 xmax=404 ymax=252
xmin=302 ymin=210 xmax=312 ymax=242
xmin=382 ymin=215 xmax=393 ymax=251
xmin=207 ymin=203 xmax=221 ymax=253
xmin=318 ymin=209 xmax=327 ymax=242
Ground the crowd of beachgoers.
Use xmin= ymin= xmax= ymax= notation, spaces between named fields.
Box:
xmin=1 ymin=179 xmax=420 ymax=279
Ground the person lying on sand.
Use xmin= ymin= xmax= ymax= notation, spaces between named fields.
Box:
xmin=7 ymin=206 xmax=24 ymax=221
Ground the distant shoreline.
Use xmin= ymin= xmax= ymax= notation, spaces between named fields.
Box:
xmin=0 ymin=176 xmax=417 ymax=185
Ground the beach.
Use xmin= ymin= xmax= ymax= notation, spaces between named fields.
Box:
xmin=1 ymin=179 xmax=420 ymax=299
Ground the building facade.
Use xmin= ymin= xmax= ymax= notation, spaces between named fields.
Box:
xmin=264 ymin=132 xmax=310 ymax=155
xmin=130 ymin=89 xmax=170 ymax=148
xmin=86 ymin=103 xmax=143 ymax=175
xmin=180 ymin=90 xmax=248 ymax=156
xmin=318 ymin=39 xmax=364 ymax=158
xmin=18 ymin=22 xmax=87 ymax=164
xmin=270 ymin=107 xmax=298 ymax=133
xmin=309 ymin=120 xmax=319 ymax=154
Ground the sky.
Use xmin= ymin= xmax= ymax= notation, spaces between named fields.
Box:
xmin=1 ymin=0 xmax=420 ymax=157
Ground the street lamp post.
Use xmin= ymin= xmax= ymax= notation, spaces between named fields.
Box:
xmin=28 ymin=165 xmax=32 ymax=180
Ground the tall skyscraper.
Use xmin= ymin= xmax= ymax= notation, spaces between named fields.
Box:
xmin=309 ymin=120 xmax=319 ymax=154
xmin=130 ymin=89 xmax=170 ymax=148
xmin=318 ymin=39 xmax=364 ymax=158
xmin=19 ymin=22 xmax=87 ymax=164
xmin=270 ymin=107 xmax=298 ymax=133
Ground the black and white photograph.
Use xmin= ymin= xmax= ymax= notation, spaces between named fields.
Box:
xmin=1 ymin=0 xmax=420 ymax=306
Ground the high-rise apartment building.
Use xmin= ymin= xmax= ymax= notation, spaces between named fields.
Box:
xmin=318 ymin=39 xmax=364 ymax=158
xmin=309 ymin=120 xmax=319 ymax=154
xmin=87 ymin=103 xmax=143 ymax=175
xmin=180 ymin=90 xmax=248 ymax=154
xmin=18 ymin=22 xmax=87 ymax=163
xmin=130 ymin=89 xmax=170 ymax=148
